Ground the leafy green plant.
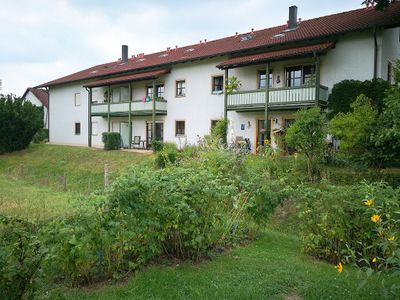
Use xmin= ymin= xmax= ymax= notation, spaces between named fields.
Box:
xmin=102 ymin=132 xmax=121 ymax=150
xmin=32 ymin=128 xmax=49 ymax=144
xmin=0 ymin=215 xmax=45 ymax=300
xmin=211 ymin=119 xmax=228 ymax=144
xmin=285 ymin=107 xmax=328 ymax=181
xmin=225 ymin=77 xmax=242 ymax=94
xmin=155 ymin=142 xmax=179 ymax=168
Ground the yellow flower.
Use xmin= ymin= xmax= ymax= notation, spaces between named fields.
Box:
xmin=363 ymin=199 xmax=374 ymax=206
xmin=388 ymin=236 xmax=396 ymax=241
xmin=264 ymin=139 xmax=270 ymax=146
xmin=335 ymin=262 xmax=343 ymax=273
xmin=372 ymin=257 xmax=377 ymax=263
xmin=371 ymin=214 xmax=380 ymax=223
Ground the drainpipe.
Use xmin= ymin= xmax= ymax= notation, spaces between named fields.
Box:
xmin=373 ymin=26 xmax=378 ymax=79
xmin=152 ymin=80 xmax=156 ymax=146
xmin=224 ymin=68 xmax=229 ymax=144
xmin=128 ymin=82 xmax=132 ymax=149
xmin=45 ymin=87 xmax=50 ymax=142
xmin=264 ymin=62 xmax=270 ymax=143
xmin=85 ymin=87 xmax=92 ymax=147
xmin=107 ymin=85 xmax=111 ymax=132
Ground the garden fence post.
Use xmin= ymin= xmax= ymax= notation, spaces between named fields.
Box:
xmin=104 ymin=163 xmax=109 ymax=188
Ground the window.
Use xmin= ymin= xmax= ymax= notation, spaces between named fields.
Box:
xmin=121 ymin=87 xmax=129 ymax=101
xmin=74 ymin=93 xmax=81 ymax=106
xmin=146 ymin=86 xmax=153 ymax=98
xmin=284 ymin=119 xmax=295 ymax=129
xmin=176 ymin=80 xmax=186 ymax=97
xmin=75 ymin=122 xmax=81 ymax=135
xmin=157 ymin=85 xmax=164 ymax=98
xmin=146 ymin=84 xmax=165 ymax=99
xmin=175 ymin=121 xmax=185 ymax=136
xmin=91 ymin=122 xmax=98 ymax=136
xmin=387 ymin=61 xmax=393 ymax=83
xmin=258 ymin=70 xmax=273 ymax=89
xmin=212 ymin=76 xmax=224 ymax=93
xmin=285 ymin=65 xmax=315 ymax=87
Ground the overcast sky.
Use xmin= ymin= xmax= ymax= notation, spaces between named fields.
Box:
xmin=0 ymin=0 xmax=365 ymax=96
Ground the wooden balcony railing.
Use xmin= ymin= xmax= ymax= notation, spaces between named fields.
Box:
xmin=227 ymin=85 xmax=328 ymax=111
xmin=91 ymin=99 xmax=167 ymax=116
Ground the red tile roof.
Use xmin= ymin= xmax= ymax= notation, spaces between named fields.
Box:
xmin=83 ymin=68 xmax=170 ymax=88
xmin=38 ymin=2 xmax=400 ymax=88
xmin=217 ymin=42 xmax=335 ymax=69
xmin=22 ymin=87 xmax=49 ymax=108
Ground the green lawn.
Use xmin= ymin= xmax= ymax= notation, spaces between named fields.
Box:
xmin=0 ymin=144 xmax=150 ymax=219
xmin=0 ymin=144 xmax=150 ymax=194
xmin=52 ymin=230 xmax=392 ymax=300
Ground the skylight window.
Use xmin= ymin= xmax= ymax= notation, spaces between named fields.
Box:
xmin=159 ymin=53 xmax=169 ymax=57
xmin=90 ymin=70 xmax=98 ymax=74
xmin=272 ymin=33 xmax=285 ymax=38
xmin=184 ymin=48 xmax=195 ymax=53
xmin=136 ymin=58 xmax=146 ymax=62
xmin=240 ymin=34 xmax=254 ymax=41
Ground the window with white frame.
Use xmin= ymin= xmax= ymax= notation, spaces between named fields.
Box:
xmin=176 ymin=80 xmax=186 ymax=97
xmin=74 ymin=93 xmax=81 ymax=106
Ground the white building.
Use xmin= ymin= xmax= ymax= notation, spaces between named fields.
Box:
xmin=37 ymin=4 xmax=400 ymax=151
xmin=22 ymin=87 xmax=49 ymax=128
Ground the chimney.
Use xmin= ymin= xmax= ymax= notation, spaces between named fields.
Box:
xmin=122 ymin=45 xmax=128 ymax=63
xmin=288 ymin=6 xmax=298 ymax=30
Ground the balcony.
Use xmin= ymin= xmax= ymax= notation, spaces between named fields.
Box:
xmin=227 ymin=85 xmax=328 ymax=111
xmin=91 ymin=99 xmax=167 ymax=117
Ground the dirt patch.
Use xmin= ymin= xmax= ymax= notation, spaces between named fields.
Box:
xmin=283 ymin=291 xmax=303 ymax=300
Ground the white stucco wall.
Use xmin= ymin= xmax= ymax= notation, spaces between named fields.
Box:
xmin=49 ymin=83 xmax=88 ymax=146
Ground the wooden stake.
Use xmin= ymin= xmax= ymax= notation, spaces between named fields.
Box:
xmin=104 ymin=163 xmax=109 ymax=188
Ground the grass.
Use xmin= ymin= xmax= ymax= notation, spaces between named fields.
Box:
xmin=1 ymin=144 xmax=397 ymax=299
xmin=0 ymin=144 xmax=150 ymax=219
xmin=0 ymin=144 xmax=150 ymax=194
xmin=51 ymin=230 xmax=393 ymax=300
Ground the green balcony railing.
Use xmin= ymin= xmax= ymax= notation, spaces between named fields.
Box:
xmin=227 ymin=85 xmax=328 ymax=110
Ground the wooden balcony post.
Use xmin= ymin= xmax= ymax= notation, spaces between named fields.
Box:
xmin=107 ymin=85 xmax=111 ymax=132
xmin=264 ymin=62 xmax=270 ymax=141
xmin=128 ymin=82 xmax=132 ymax=149
xmin=88 ymin=87 xmax=92 ymax=147
xmin=152 ymin=80 xmax=156 ymax=145
xmin=224 ymin=68 xmax=228 ymax=122
xmin=315 ymin=54 xmax=321 ymax=107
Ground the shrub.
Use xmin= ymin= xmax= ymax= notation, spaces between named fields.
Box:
xmin=285 ymin=107 xmax=328 ymax=181
xmin=330 ymin=94 xmax=378 ymax=165
xmin=327 ymin=79 xmax=390 ymax=118
xmin=210 ymin=119 xmax=228 ymax=144
xmin=102 ymin=132 xmax=120 ymax=150
xmin=0 ymin=215 xmax=44 ymax=300
xmin=151 ymin=140 xmax=163 ymax=153
xmin=297 ymin=182 xmax=399 ymax=272
xmin=32 ymin=128 xmax=49 ymax=144
xmin=0 ymin=95 xmax=43 ymax=153
xmin=155 ymin=142 xmax=178 ymax=168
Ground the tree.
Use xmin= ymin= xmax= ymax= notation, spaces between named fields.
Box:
xmin=285 ymin=107 xmax=328 ymax=181
xmin=0 ymin=94 xmax=43 ymax=153
xmin=330 ymin=94 xmax=378 ymax=164
xmin=362 ymin=0 xmax=393 ymax=10
xmin=373 ymin=88 xmax=400 ymax=165
xmin=327 ymin=79 xmax=390 ymax=118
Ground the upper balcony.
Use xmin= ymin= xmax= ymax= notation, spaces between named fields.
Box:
xmin=91 ymin=99 xmax=167 ymax=117
xmin=227 ymin=85 xmax=328 ymax=111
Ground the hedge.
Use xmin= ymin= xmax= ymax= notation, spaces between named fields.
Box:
xmin=102 ymin=132 xmax=121 ymax=150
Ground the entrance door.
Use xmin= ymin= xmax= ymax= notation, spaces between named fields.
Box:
xmin=119 ymin=122 xmax=130 ymax=148
xmin=256 ymin=120 xmax=271 ymax=148
xmin=146 ymin=122 xmax=164 ymax=148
